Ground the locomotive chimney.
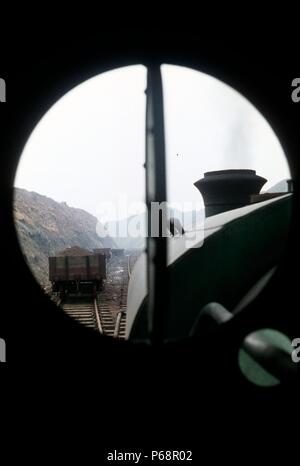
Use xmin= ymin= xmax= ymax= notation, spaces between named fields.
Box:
xmin=194 ymin=169 xmax=267 ymax=217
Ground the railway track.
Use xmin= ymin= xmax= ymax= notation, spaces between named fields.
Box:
xmin=59 ymin=294 xmax=125 ymax=338
xmin=96 ymin=293 xmax=116 ymax=337
xmin=54 ymin=252 xmax=140 ymax=339
xmin=61 ymin=297 xmax=99 ymax=330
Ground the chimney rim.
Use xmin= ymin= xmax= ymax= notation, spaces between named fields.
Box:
xmin=203 ymin=169 xmax=257 ymax=177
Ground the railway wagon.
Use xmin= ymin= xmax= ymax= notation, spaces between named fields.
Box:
xmin=49 ymin=252 xmax=106 ymax=295
xmin=93 ymin=248 xmax=112 ymax=261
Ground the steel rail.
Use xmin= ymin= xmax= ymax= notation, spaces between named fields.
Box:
xmin=93 ymin=297 xmax=103 ymax=334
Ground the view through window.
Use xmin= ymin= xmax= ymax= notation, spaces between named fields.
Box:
xmin=14 ymin=64 xmax=292 ymax=345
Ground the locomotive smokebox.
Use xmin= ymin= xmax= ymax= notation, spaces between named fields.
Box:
xmin=194 ymin=169 xmax=267 ymax=217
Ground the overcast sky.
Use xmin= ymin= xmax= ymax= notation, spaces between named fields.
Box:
xmin=14 ymin=64 xmax=290 ymax=221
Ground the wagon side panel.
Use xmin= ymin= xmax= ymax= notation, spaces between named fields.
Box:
xmin=68 ymin=256 xmax=89 ymax=281
xmin=49 ymin=256 xmax=68 ymax=281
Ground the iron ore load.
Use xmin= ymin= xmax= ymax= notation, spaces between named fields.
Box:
xmin=49 ymin=246 xmax=107 ymax=295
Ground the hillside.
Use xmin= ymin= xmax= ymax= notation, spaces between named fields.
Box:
xmin=14 ymin=188 xmax=116 ymax=286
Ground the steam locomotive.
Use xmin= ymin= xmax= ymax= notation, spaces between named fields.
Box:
xmin=125 ymin=170 xmax=295 ymax=385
